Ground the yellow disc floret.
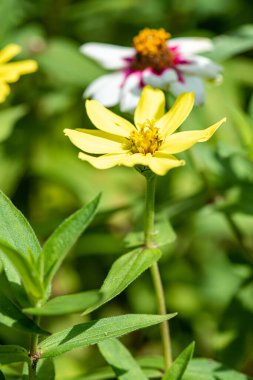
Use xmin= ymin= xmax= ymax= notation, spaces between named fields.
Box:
xmin=132 ymin=28 xmax=173 ymax=72
xmin=129 ymin=119 xmax=162 ymax=155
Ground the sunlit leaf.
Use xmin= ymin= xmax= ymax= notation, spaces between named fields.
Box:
xmin=99 ymin=338 xmax=148 ymax=380
xmin=162 ymin=342 xmax=195 ymax=380
xmin=42 ymin=194 xmax=100 ymax=287
xmin=24 ymin=290 xmax=101 ymax=316
xmin=83 ymin=247 xmax=161 ymax=315
xmin=39 ymin=313 xmax=176 ymax=358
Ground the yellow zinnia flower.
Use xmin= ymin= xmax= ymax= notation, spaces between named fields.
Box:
xmin=0 ymin=44 xmax=38 ymax=103
xmin=64 ymin=86 xmax=226 ymax=176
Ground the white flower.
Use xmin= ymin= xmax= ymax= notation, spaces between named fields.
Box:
xmin=80 ymin=28 xmax=222 ymax=112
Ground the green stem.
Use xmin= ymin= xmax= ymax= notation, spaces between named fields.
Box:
xmin=144 ymin=173 xmax=172 ymax=370
xmin=28 ymin=316 xmax=40 ymax=380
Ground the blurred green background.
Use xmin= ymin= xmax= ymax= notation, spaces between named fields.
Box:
xmin=1 ymin=0 xmax=253 ymax=378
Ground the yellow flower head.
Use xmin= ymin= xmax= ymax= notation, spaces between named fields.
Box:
xmin=0 ymin=44 xmax=38 ymax=103
xmin=64 ymin=86 xmax=226 ymax=176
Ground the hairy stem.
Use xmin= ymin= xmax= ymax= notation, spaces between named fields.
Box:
xmin=28 ymin=316 xmax=40 ymax=379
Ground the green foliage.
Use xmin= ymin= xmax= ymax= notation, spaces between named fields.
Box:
xmin=162 ymin=342 xmax=195 ymax=380
xmin=0 ymin=105 xmax=27 ymax=142
xmin=37 ymin=359 xmax=55 ymax=380
xmin=39 ymin=314 xmax=176 ymax=358
xmin=98 ymin=338 xmax=148 ymax=380
xmin=23 ymin=290 xmax=101 ymax=316
xmin=0 ymin=345 xmax=29 ymax=365
xmin=42 ymin=194 xmax=101 ymax=288
xmin=83 ymin=247 xmax=161 ymax=315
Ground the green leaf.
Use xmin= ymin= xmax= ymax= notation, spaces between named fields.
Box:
xmin=39 ymin=313 xmax=176 ymax=358
xmin=42 ymin=194 xmax=100 ymax=287
xmin=0 ymin=345 xmax=29 ymax=365
xmin=83 ymin=247 xmax=161 ymax=315
xmin=0 ymin=370 xmax=5 ymax=380
xmin=0 ymin=105 xmax=27 ymax=142
xmin=124 ymin=215 xmax=176 ymax=248
xmin=0 ymin=292 xmax=48 ymax=335
xmin=0 ymin=190 xmax=41 ymax=301
xmin=23 ymin=290 xmax=101 ymax=316
xmin=183 ymin=358 xmax=253 ymax=380
xmin=98 ymin=338 xmax=148 ymax=380
xmin=0 ymin=241 xmax=43 ymax=300
xmin=162 ymin=342 xmax=195 ymax=380
xmin=37 ymin=359 xmax=55 ymax=380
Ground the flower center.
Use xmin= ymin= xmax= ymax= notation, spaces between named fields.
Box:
xmin=129 ymin=119 xmax=162 ymax=155
xmin=132 ymin=28 xmax=173 ymax=72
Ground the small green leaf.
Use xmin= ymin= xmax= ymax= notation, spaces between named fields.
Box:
xmin=0 ymin=292 xmax=48 ymax=335
xmin=99 ymin=338 xmax=148 ymax=380
xmin=39 ymin=313 xmax=176 ymax=358
xmin=0 ymin=241 xmax=43 ymax=300
xmin=0 ymin=105 xmax=27 ymax=142
xmin=83 ymin=247 xmax=161 ymax=315
xmin=42 ymin=194 xmax=100 ymax=287
xmin=163 ymin=342 xmax=195 ymax=380
xmin=37 ymin=359 xmax=55 ymax=380
xmin=0 ymin=345 xmax=29 ymax=365
xmin=24 ymin=290 xmax=101 ymax=316
xmin=125 ymin=215 xmax=176 ymax=248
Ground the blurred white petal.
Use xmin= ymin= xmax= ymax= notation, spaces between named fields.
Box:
xmin=170 ymin=37 xmax=213 ymax=55
xmin=84 ymin=72 xmax=124 ymax=107
xmin=80 ymin=43 xmax=134 ymax=70
xmin=170 ymin=75 xmax=205 ymax=105
xmin=120 ymin=73 xmax=142 ymax=113
xmin=143 ymin=68 xmax=178 ymax=89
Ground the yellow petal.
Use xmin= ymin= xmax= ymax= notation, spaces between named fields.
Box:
xmin=0 ymin=81 xmax=10 ymax=103
xmin=0 ymin=61 xmax=38 ymax=83
xmin=134 ymin=86 xmax=165 ymax=126
xmin=160 ymin=117 xmax=226 ymax=154
xmin=64 ymin=128 xmax=127 ymax=154
xmin=149 ymin=153 xmax=185 ymax=175
xmin=86 ymin=99 xmax=135 ymax=137
xmin=78 ymin=152 xmax=131 ymax=169
xmin=156 ymin=92 xmax=194 ymax=138
xmin=0 ymin=44 xmax=21 ymax=64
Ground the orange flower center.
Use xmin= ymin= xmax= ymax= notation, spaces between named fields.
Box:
xmin=132 ymin=28 xmax=173 ymax=72
xmin=129 ymin=120 xmax=162 ymax=155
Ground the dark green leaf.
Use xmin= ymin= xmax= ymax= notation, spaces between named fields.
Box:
xmin=0 ymin=370 xmax=5 ymax=380
xmin=42 ymin=194 xmax=100 ymax=287
xmin=37 ymin=359 xmax=55 ymax=380
xmin=24 ymin=290 xmax=101 ymax=316
xmin=98 ymin=338 xmax=148 ymax=380
xmin=39 ymin=313 xmax=176 ymax=358
xmin=0 ymin=345 xmax=29 ymax=365
xmin=0 ymin=105 xmax=27 ymax=142
xmin=162 ymin=342 xmax=195 ymax=380
xmin=0 ymin=241 xmax=43 ymax=300
xmin=83 ymin=247 xmax=161 ymax=315
xmin=0 ymin=292 xmax=48 ymax=335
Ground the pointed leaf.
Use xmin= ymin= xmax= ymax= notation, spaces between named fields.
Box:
xmin=24 ymin=290 xmax=101 ymax=316
xmin=163 ymin=342 xmax=195 ymax=380
xmin=0 ymin=345 xmax=29 ymax=365
xmin=42 ymin=194 xmax=100 ymax=287
xmin=99 ymin=338 xmax=148 ymax=380
xmin=83 ymin=247 xmax=161 ymax=315
xmin=39 ymin=313 xmax=176 ymax=358
xmin=0 ymin=241 xmax=43 ymax=300
xmin=0 ymin=292 xmax=48 ymax=335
